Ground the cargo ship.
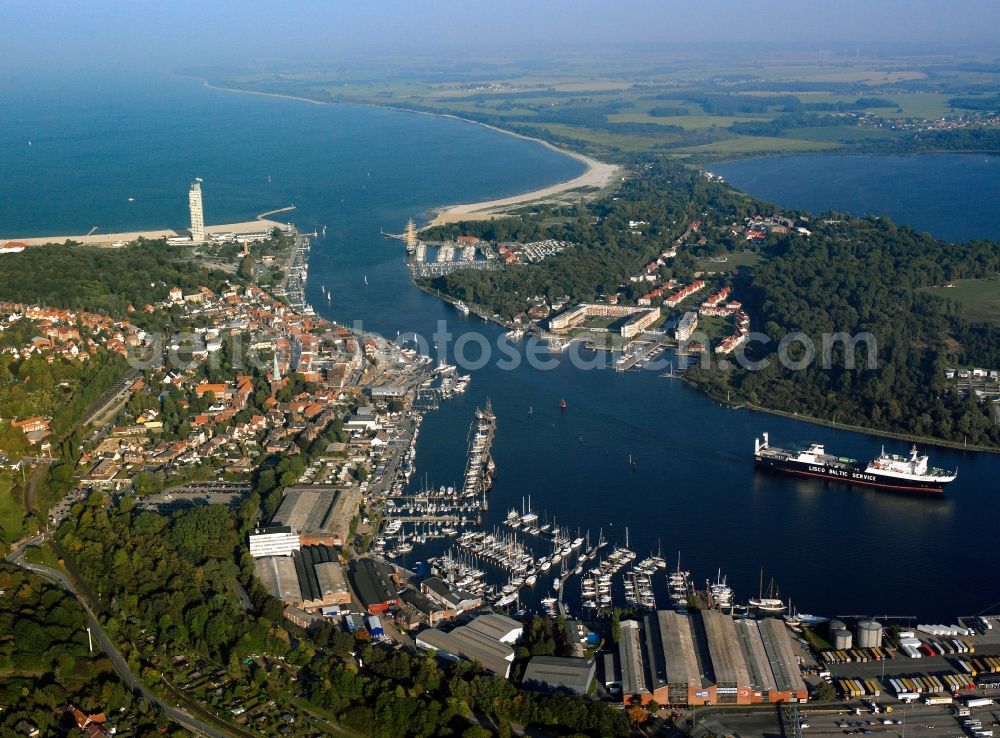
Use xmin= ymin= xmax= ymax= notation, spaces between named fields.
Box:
xmin=754 ymin=432 xmax=957 ymax=493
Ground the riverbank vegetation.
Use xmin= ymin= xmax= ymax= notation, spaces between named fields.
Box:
xmin=421 ymin=158 xmax=1000 ymax=448
xmin=687 ymin=216 xmax=1000 ymax=446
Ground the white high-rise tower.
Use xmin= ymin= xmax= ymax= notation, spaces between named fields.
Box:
xmin=189 ymin=178 xmax=205 ymax=242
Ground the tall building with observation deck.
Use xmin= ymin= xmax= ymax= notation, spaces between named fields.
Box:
xmin=189 ymin=178 xmax=205 ymax=242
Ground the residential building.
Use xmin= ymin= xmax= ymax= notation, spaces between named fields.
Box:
xmin=620 ymin=307 xmax=660 ymax=339
xmin=675 ymin=311 xmax=699 ymax=342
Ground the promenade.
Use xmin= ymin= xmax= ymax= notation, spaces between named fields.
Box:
xmin=2 ymin=218 xmax=285 ymax=249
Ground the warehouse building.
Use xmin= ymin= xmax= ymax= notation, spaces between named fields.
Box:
xmin=271 ymin=485 xmax=361 ymax=546
xmin=701 ymin=609 xmax=751 ymax=703
xmin=249 ymin=525 xmax=301 ymax=558
xmin=398 ymin=589 xmax=448 ymax=627
xmin=253 ymin=544 xmax=350 ymax=610
xmin=463 ymin=612 xmax=523 ymax=644
xmin=522 ymin=656 xmax=596 ymax=695
xmin=419 ymin=576 xmax=483 ymax=617
xmin=415 ymin=614 xmax=519 ymax=678
xmin=349 ymin=558 xmax=399 ymax=614
xmin=659 ymin=610 xmax=703 ymax=705
xmin=617 ymin=611 xmax=807 ymax=706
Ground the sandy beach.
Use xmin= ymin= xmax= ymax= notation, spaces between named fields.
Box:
xmin=426 ymin=144 xmax=621 ymax=226
xmin=195 ymin=77 xmax=622 ymax=228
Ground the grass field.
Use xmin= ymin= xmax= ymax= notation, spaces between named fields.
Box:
xmin=0 ymin=473 xmax=25 ymax=544
xmin=673 ymin=135 xmax=841 ymax=156
xmin=530 ymin=123 xmax=668 ymax=153
xmin=24 ymin=543 xmax=60 ymax=568
xmin=925 ymin=278 xmax=1000 ymax=326
xmin=692 ymin=314 xmax=731 ymax=339
xmin=786 ymin=126 xmax=901 ymax=143
xmin=787 ymin=91 xmax=958 ymax=119
xmin=608 ymin=113 xmax=771 ymax=130
xmin=695 ymin=251 xmax=762 ymax=272
xmin=877 ymin=92 xmax=959 ymax=120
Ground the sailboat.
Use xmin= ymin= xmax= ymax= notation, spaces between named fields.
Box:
xmin=749 ymin=566 xmax=785 ymax=612
xmin=783 ymin=599 xmax=801 ymax=627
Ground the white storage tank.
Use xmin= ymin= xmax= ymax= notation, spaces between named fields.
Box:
xmin=832 ymin=628 xmax=853 ymax=650
xmin=857 ymin=620 xmax=883 ymax=649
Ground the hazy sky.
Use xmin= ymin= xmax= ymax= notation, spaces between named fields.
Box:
xmin=2 ymin=0 xmax=999 ymax=73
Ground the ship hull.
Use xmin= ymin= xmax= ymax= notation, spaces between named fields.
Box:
xmin=755 ymin=455 xmax=948 ymax=493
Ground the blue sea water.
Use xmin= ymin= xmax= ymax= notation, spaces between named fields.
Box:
xmin=712 ymin=153 xmax=1000 ymax=243
xmin=3 ymin=72 xmax=999 ymax=621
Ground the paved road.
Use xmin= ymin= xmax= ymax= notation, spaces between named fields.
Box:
xmin=6 ymin=547 xmax=231 ymax=738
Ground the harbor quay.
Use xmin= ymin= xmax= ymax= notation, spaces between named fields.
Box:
xmin=1 ymin=218 xmax=286 ymax=249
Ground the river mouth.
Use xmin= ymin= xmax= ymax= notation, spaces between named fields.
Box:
xmin=3 ymin=72 xmax=996 ymax=621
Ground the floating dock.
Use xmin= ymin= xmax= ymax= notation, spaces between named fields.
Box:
xmin=461 ymin=401 xmax=496 ymax=498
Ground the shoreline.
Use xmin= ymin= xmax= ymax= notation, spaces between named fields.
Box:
xmin=1 ymin=218 xmax=286 ymax=249
xmin=193 ymin=76 xmax=622 ymax=226
xmin=686 ymin=376 xmax=999 ymax=455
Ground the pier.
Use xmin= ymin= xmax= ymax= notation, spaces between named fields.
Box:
xmin=256 ymin=204 xmax=296 ymax=220
xmin=1 ymin=218 xmax=287 ymax=249
xmin=275 ymin=233 xmax=311 ymax=313
xmin=461 ymin=402 xmax=496 ymax=498
xmin=615 ymin=339 xmax=668 ymax=372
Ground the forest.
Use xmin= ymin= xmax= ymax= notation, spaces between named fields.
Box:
xmin=0 ymin=564 xmax=169 ymax=736
xmin=0 ymin=239 xmax=231 ymax=322
xmin=0 ymin=348 xmax=128 ymax=442
xmin=688 ymin=217 xmax=1000 ymax=446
